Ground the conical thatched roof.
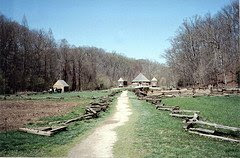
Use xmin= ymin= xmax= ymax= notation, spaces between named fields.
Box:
xmin=132 ymin=73 xmax=150 ymax=82
xmin=151 ymin=77 xmax=158 ymax=82
xmin=53 ymin=80 xmax=69 ymax=87
xmin=118 ymin=78 xmax=124 ymax=82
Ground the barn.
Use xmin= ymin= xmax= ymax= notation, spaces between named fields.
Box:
xmin=53 ymin=80 xmax=69 ymax=93
xmin=132 ymin=73 xmax=150 ymax=87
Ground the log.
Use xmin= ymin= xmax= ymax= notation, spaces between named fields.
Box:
xmin=19 ymin=128 xmax=52 ymax=136
xmin=170 ymin=113 xmax=194 ymax=119
xmin=64 ymin=116 xmax=84 ymax=124
xmin=172 ymin=110 xmax=200 ymax=114
xmin=37 ymin=127 xmax=52 ymax=131
xmin=50 ymin=126 xmax=67 ymax=133
xmin=84 ymin=116 xmax=94 ymax=120
xmin=90 ymin=107 xmax=102 ymax=112
xmin=157 ymin=107 xmax=173 ymax=111
xmin=88 ymin=107 xmax=97 ymax=115
xmin=188 ymin=128 xmax=215 ymax=134
xmin=188 ymin=131 xmax=240 ymax=143
xmin=192 ymin=121 xmax=240 ymax=132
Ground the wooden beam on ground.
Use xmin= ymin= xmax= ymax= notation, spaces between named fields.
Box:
xmin=88 ymin=107 xmax=97 ymax=115
xmin=157 ymin=107 xmax=173 ymax=111
xmin=19 ymin=128 xmax=52 ymax=136
xmin=188 ymin=128 xmax=215 ymax=134
xmin=170 ymin=113 xmax=194 ymax=119
xmin=193 ymin=121 xmax=240 ymax=132
xmin=50 ymin=126 xmax=67 ymax=133
xmin=172 ymin=110 xmax=200 ymax=114
xmin=64 ymin=116 xmax=84 ymax=124
xmin=188 ymin=131 xmax=240 ymax=143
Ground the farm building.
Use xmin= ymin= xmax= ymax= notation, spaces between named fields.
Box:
xmin=132 ymin=73 xmax=150 ymax=87
xmin=53 ymin=80 xmax=69 ymax=93
xmin=118 ymin=78 xmax=124 ymax=87
xmin=118 ymin=78 xmax=128 ymax=87
xmin=151 ymin=77 xmax=158 ymax=87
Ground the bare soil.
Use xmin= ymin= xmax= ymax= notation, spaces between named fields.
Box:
xmin=0 ymin=100 xmax=78 ymax=131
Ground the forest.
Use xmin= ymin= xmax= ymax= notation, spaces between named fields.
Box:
xmin=165 ymin=1 xmax=239 ymax=87
xmin=0 ymin=14 xmax=169 ymax=94
xmin=0 ymin=1 xmax=239 ymax=94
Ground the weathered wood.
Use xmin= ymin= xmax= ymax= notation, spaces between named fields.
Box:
xmin=170 ymin=113 xmax=194 ymax=119
xmin=188 ymin=128 xmax=215 ymax=134
xmin=192 ymin=121 xmax=240 ymax=132
xmin=91 ymin=102 xmax=108 ymax=106
xmin=157 ymin=107 xmax=173 ymax=111
xmin=19 ymin=128 xmax=52 ymax=136
xmin=172 ymin=110 xmax=200 ymax=114
xmin=84 ymin=116 xmax=94 ymax=120
xmin=50 ymin=126 xmax=67 ymax=133
xmin=88 ymin=107 xmax=97 ymax=114
xmin=64 ymin=116 xmax=84 ymax=124
xmin=84 ymin=113 xmax=94 ymax=117
xmin=37 ymin=127 xmax=52 ymax=131
xmin=188 ymin=131 xmax=240 ymax=143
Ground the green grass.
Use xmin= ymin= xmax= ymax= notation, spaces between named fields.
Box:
xmin=114 ymin=92 xmax=240 ymax=158
xmin=1 ymin=89 xmax=111 ymax=102
xmin=163 ymin=95 xmax=240 ymax=127
xmin=0 ymin=90 xmax=118 ymax=157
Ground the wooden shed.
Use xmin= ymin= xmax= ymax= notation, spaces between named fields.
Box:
xmin=132 ymin=73 xmax=150 ymax=87
xmin=53 ymin=80 xmax=69 ymax=93
xmin=118 ymin=78 xmax=128 ymax=87
xmin=118 ymin=78 xmax=124 ymax=87
xmin=151 ymin=77 xmax=158 ymax=87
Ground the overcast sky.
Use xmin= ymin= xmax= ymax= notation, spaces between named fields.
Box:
xmin=0 ymin=0 xmax=232 ymax=63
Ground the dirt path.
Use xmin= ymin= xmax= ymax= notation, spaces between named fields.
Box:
xmin=68 ymin=91 xmax=132 ymax=158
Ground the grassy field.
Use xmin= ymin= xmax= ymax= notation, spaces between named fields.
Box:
xmin=114 ymin=92 xmax=240 ymax=158
xmin=0 ymin=90 xmax=118 ymax=157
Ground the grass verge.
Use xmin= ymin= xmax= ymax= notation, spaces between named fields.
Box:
xmin=113 ymin=92 xmax=240 ymax=158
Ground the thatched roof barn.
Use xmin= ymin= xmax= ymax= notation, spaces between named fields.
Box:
xmin=132 ymin=73 xmax=150 ymax=87
xmin=53 ymin=80 xmax=69 ymax=93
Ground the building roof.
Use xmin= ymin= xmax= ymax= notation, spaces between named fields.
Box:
xmin=151 ymin=77 xmax=158 ymax=82
xmin=118 ymin=78 xmax=124 ymax=82
xmin=132 ymin=73 xmax=150 ymax=82
xmin=53 ymin=80 xmax=69 ymax=87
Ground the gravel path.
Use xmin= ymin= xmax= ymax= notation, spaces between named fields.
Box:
xmin=68 ymin=91 xmax=132 ymax=158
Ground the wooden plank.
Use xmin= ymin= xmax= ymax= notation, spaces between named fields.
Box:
xmin=37 ymin=127 xmax=52 ymax=131
xmin=188 ymin=128 xmax=215 ymax=134
xmin=188 ymin=131 xmax=240 ymax=143
xmin=64 ymin=116 xmax=84 ymax=124
xmin=50 ymin=126 xmax=67 ymax=133
xmin=170 ymin=113 xmax=194 ymax=119
xmin=172 ymin=110 xmax=200 ymax=113
xmin=88 ymin=107 xmax=97 ymax=114
xmin=157 ymin=107 xmax=173 ymax=111
xmin=193 ymin=121 xmax=240 ymax=132
xmin=19 ymin=128 xmax=52 ymax=136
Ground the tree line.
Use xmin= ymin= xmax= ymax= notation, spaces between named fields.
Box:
xmin=165 ymin=1 xmax=239 ymax=88
xmin=0 ymin=14 xmax=169 ymax=94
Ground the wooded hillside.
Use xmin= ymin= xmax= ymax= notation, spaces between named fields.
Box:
xmin=0 ymin=14 xmax=169 ymax=94
xmin=165 ymin=1 xmax=239 ymax=88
